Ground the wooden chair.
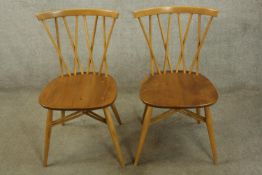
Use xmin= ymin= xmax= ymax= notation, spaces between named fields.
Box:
xmin=36 ymin=9 xmax=125 ymax=167
xmin=133 ymin=6 xmax=219 ymax=165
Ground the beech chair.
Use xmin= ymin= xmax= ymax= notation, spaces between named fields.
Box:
xmin=36 ymin=9 xmax=125 ymax=167
xmin=133 ymin=6 xmax=219 ymax=165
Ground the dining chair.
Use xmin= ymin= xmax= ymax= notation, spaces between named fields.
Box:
xmin=36 ymin=9 xmax=125 ymax=167
xmin=133 ymin=6 xmax=219 ymax=165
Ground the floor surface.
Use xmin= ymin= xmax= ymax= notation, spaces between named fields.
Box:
xmin=0 ymin=87 xmax=261 ymax=175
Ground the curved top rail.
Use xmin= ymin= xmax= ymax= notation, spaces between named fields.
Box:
xmin=36 ymin=8 xmax=119 ymax=20
xmin=133 ymin=6 xmax=218 ymax=18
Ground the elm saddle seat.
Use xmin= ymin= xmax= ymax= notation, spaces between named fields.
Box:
xmin=39 ymin=73 xmax=117 ymax=110
xmin=140 ymin=72 xmax=218 ymax=108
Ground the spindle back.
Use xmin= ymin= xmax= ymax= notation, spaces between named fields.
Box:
xmin=36 ymin=9 xmax=119 ymax=77
xmin=133 ymin=6 xmax=219 ymax=75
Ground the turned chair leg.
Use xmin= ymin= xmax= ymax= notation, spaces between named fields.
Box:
xmin=196 ymin=108 xmax=201 ymax=124
xmin=43 ymin=109 xmax=53 ymax=167
xmin=204 ymin=107 xmax=218 ymax=164
xmin=111 ymin=103 xmax=122 ymax=125
xmin=103 ymin=107 xmax=125 ymax=167
xmin=134 ymin=106 xmax=152 ymax=165
xmin=61 ymin=111 xmax=65 ymax=125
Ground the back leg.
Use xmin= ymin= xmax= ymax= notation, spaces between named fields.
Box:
xmin=196 ymin=108 xmax=201 ymax=124
xmin=111 ymin=103 xmax=122 ymax=125
xmin=61 ymin=110 xmax=65 ymax=125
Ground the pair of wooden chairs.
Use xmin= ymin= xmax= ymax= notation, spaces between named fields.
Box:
xmin=36 ymin=6 xmax=219 ymax=167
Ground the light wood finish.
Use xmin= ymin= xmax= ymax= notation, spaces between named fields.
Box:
xmin=134 ymin=6 xmax=218 ymax=75
xmin=103 ymin=108 xmax=125 ymax=167
xmin=111 ymin=103 xmax=122 ymax=125
xmin=42 ymin=20 xmax=72 ymax=77
xmin=37 ymin=9 xmax=118 ymax=76
xmin=133 ymin=6 xmax=218 ymax=18
xmin=133 ymin=6 xmax=219 ymax=165
xmin=36 ymin=8 xmax=119 ymax=20
xmin=179 ymin=109 xmax=206 ymax=123
xmin=63 ymin=16 xmax=84 ymax=75
xmin=99 ymin=18 xmax=117 ymax=76
xmin=140 ymin=72 xmax=218 ymax=108
xmin=157 ymin=14 xmax=173 ymax=73
xmin=83 ymin=15 xmax=98 ymax=73
xmin=175 ymin=13 xmax=192 ymax=73
xmin=196 ymin=108 xmax=201 ymax=124
xmin=43 ymin=110 xmax=53 ymax=167
xmin=189 ymin=15 xmax=214 ymax=75
xmin=46 ymin=111 xmax=107 ymax=127
xmin=39 ymin=74 xmax=117 ymax=110
xmin=36 ymin=9 xmax=124 ymax=167
xmin=84 ymin=111 xmax=106 ymax=124
xmin=52 ymin=111 xmax=84 ymax=126
xmin=204 ymin=107 xmax=218 ymax=164
xmin=61 ymin=111 xmax=65 ymax=125
xmin=150 ymin=109 xmax=178 ymax=125
xmin=54 ymin=18 xmax=63 ymax=76
xmin=141 ymin=105 xmax=148 ymax=124
xmin=134 ymin=6 xmax=217 ymax=75
xmin=134 ymin=106 xmax=152 ymax=166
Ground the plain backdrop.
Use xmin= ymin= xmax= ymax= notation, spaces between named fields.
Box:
xmin=0 ymin=0 xmax=261 ymax=90
xmin=0 ymin=1 xmax=262 ymax=174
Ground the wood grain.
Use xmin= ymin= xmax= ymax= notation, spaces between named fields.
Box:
xmin=140 ymin=72 xmax=218 ymax=108
xmin=39 ymin=73 xmax=117 ymax=110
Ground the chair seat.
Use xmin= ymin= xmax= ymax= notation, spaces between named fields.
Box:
xmin=140 ymin=72 xmax=218 ymax=108
xmin=39 ymin=74 xmax=117 ymax=110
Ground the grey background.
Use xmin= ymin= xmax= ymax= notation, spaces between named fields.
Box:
xmin=1 ymin=0 xmax=262 ymax=90
xmin=1 ymin=1 xmax=262 ymax=175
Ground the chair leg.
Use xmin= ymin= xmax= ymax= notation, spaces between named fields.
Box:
xmin=196 ymin=108 xmax=201 ymax=124
xmin=134 ymin=106 xmax=152 ymax=166
xmin=61 ymin=111 xmax=65 ymax=125
xmin=204 ymin=107 xmax=218 ymax=164
xmin=103 ymin=107 xmax=125 ymax=167
xmin=111 ymin=103 xmax=122 ymax=125
xmin=43 ymin=109 xmax=53 ymax=167
xmin=141 ymin=105 xmax=148 ymax=124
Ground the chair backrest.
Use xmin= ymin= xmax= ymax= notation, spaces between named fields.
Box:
xmin=36 ymin=9 xmax=119 ymax=77
xmin=133 ymin=6 xmax=219 ymax=75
